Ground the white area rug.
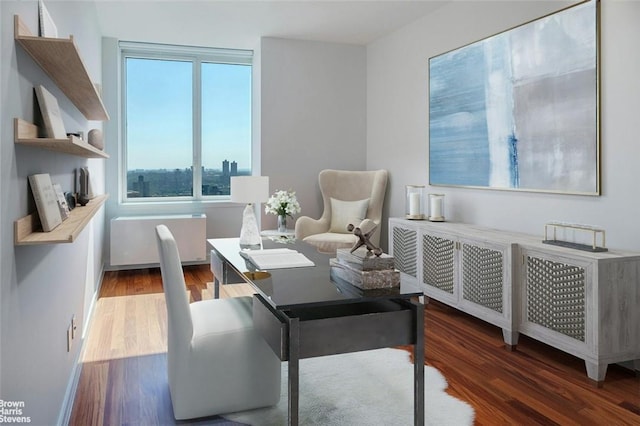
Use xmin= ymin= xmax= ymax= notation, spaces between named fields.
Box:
xmin=225 ymin=348 xmax=474 ymax=426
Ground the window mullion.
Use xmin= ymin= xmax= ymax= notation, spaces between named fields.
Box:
xmin=193 ymin=58 xmax=203 ymax=199
xmin=121 ymin=56 xmax=128 ymax=203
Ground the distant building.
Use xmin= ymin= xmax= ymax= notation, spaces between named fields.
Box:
xmin=137 ymin=175 xmax=150 ymax=197
xmin=231 ymin=161 xmax=238 ymax=176
xmin=222 ymin=160 xmax=230 ymax=177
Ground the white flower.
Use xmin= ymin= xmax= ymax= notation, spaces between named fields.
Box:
xmin=265 ymin=190 xmax=301 ymax=218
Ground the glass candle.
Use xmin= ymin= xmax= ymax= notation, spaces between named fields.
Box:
xmin=428 ymin=194 xmax=445 ymax=222
xmin=405 ymin=185 xmax=425 ymax=219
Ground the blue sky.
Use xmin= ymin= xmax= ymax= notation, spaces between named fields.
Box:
xmin=126 ymin=58 xmax=251 ymax=171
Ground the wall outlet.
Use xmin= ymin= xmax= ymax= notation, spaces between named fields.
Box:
xmin=71 ymin=314 xmax=77 ymax=340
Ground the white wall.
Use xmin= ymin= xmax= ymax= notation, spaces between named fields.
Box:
xmin=0 ymin=1 xmax=105 ymax=424
xmin=261 ymin=37 xmax=367 ymax=228
xmin=367 ymin=0 xmax=640 ymax=252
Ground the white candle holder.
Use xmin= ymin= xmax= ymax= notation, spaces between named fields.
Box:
xmin=405 ymin=185 xmax=425 ymax=220
xmin=428 ymin=193 xmax=445 ymax=222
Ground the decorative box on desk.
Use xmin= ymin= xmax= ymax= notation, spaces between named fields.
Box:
xmin=330 ymin=247 xmax=399 ymax=290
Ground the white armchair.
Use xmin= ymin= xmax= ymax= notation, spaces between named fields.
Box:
xmin=155 ymin=225 xmax=280 ymax=420
xmin=295 ymin=169 xmax=388 ymax=254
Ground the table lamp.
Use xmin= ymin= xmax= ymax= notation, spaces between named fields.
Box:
xmin=231 ymin=176 xmax=269 ymax=248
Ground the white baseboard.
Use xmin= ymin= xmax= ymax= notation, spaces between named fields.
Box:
xmin=56 ymin=265 xmax=105 ymax=426
xmin=56 ymin=343 xmax=84 ymax=426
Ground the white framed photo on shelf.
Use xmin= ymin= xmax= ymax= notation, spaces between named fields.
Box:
xmin=34 ymin=85 xmax=66 ymax=139
xmin=38 ymin=0 xmax=58 ymax=38
xmin=29 ymin=173 xmax=62 ymax=232
xmin=52 ymin=183 xmax=70 ymax=220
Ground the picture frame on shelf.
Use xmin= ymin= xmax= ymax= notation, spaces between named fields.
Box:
xmin=52 ymin=183 xmax=70 ymax=220
xmin=34 ymin=85 xmax=66 ymax=139
xmin=28 ymin=173 xmax=62 ymax=232
xmin=38 ymin=0 xmax=58 ymax=38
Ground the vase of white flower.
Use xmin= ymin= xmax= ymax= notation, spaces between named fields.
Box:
xmin=277 ymin=215 xmax=287 ymax=233
xmin=265 ymin=190 xmax=301 ymax=233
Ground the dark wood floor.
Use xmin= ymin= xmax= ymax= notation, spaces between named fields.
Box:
xmin=70 ymin=265 xmax=640 ymax=425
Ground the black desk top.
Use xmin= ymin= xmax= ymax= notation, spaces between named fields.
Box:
xmin=208 ymin=237 xmax=422 ymax=310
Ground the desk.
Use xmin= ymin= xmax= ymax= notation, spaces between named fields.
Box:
xmin=207 ymin=237 xmax=425 ymax=426
xmin=261 ymin=229 xmax=296 ymax=238
xmin=260 ymin=229 xmax=296 ymax=246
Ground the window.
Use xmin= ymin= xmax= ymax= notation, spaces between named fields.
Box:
xmin=120 ymin=42 xmax=252 ymax=201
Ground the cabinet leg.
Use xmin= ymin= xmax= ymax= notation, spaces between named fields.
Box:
xmin=502 ymin=329 xmax=519 ymax=351
xmin=585 ymin=361 xmax=607 ymax=387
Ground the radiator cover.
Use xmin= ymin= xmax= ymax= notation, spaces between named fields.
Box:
xmin=110 ymin=214 xmax=206 ymax=266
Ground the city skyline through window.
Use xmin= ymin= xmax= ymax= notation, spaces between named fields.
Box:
xmin=122 ymin=43 xmax=252 ymax=200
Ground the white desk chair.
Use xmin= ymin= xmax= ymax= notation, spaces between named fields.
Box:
xmin=155 ymin=224 xmax=280 ymax=420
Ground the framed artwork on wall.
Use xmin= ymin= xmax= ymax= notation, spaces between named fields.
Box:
xmin=428 ymin=0 xmax=599 ymax=195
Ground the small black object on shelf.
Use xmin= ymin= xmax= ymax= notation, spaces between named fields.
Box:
xmin=77 ymin=194 xmax=90 ymax=206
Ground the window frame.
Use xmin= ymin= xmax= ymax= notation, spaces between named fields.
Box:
xmin=119 ymin=41 xmax=253 ymax=203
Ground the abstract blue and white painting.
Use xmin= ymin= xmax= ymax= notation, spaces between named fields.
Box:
xmin=429 ymin=0 xmax=598 ymax=194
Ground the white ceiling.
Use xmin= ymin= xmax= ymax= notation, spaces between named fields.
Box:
xmin=93 ymin=0 xmax=448 ymax=48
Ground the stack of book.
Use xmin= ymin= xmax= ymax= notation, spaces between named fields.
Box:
xmin=329 ymin=247 xmax=400 ymax=290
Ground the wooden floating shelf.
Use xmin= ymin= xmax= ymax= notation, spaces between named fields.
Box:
xmin=15 ymin=194 xmax=109 ymax=245
xmin=14 ymin=15 xmax=109 ymax=121
xmin=14 ymin=119 xmax=108 ymax=159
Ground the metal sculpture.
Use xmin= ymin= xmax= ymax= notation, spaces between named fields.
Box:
xmin=347 ymin=222 xmax=383 ymax=257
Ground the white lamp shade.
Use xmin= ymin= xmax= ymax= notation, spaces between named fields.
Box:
xmin=231 ymin=176 xmax=269 ymax=203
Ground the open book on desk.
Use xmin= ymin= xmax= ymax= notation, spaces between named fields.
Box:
xmin=241 ymin=248 xmax=315 ymax=270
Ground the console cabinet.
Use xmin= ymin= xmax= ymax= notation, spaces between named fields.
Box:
xmin=390 ymin=223 xmax=420 ymax=287
xmin=390 ymin=220 xmax=516 ymax=346
xmin=519 ymin=245 xmax=640 ymax=383
xmin=389 ymin=218 xmax=640 ymax=384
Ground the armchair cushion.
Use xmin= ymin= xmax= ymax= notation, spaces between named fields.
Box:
xmin=328 ymin=198 xmax=369 ymax=234
xmin=303 ymin=232 xmax=357 ymax=254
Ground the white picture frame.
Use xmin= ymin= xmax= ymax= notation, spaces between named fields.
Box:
xmin=38 ymin=0 xmax=58 ymax=38
xmin=35 ymin=85 xmax=66 ymax=139
xmin=29 ymin=173 xmax=63 ymax=232
xmin=52 ymin=183 xmax=70 ymax=220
